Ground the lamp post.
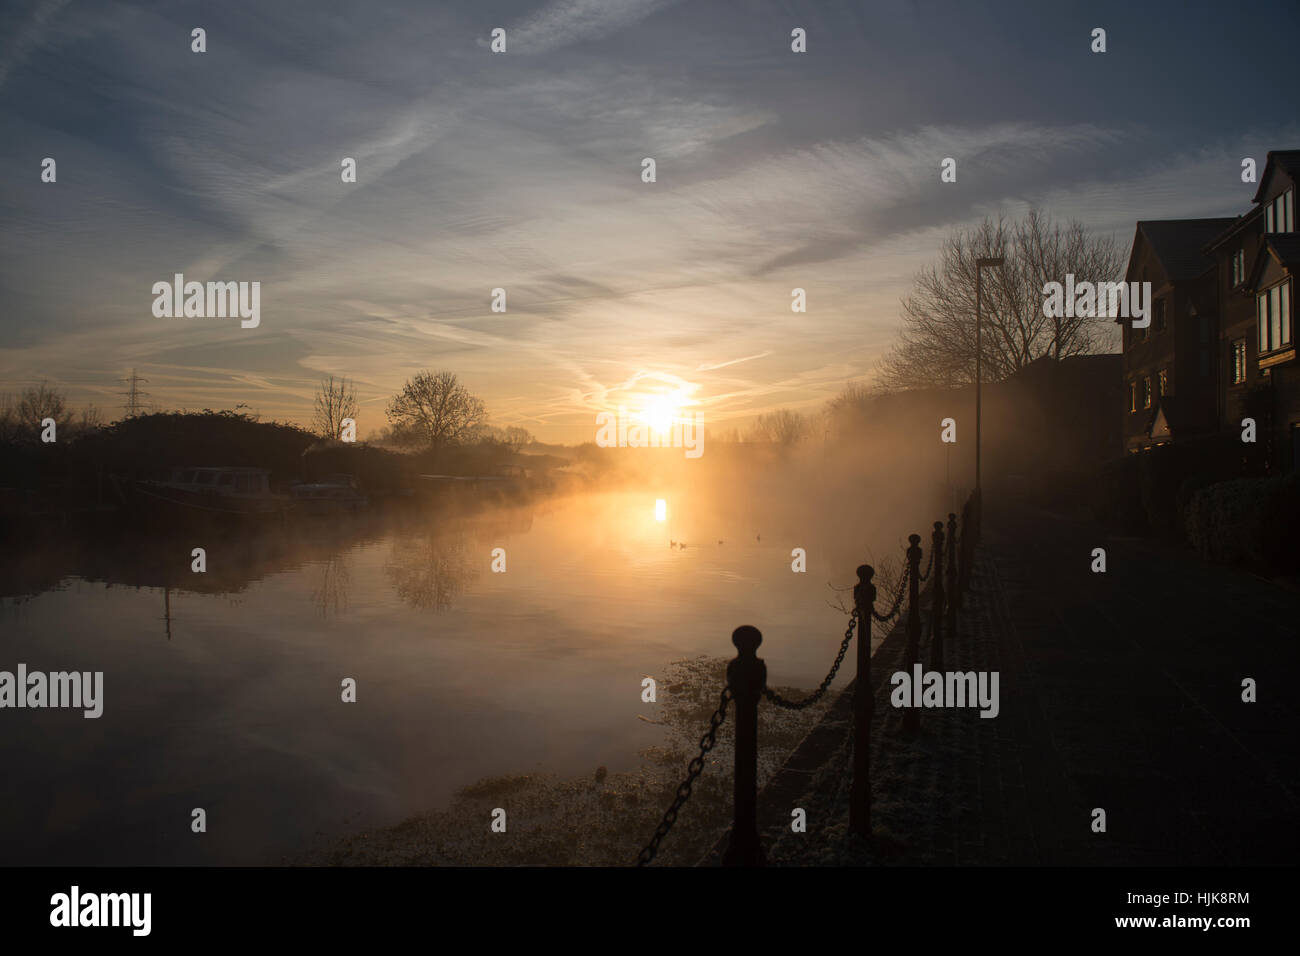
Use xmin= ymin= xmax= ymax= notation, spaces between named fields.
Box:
xmin=974 ymin=257 xmax=1004 ymax=506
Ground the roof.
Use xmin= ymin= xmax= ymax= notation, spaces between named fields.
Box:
xmin=1203 ymin=206 xmax=1264 ymax=251
xmin=1135 ymin=219 xmax=1236 ymax=281
xmin=1264 ymin=234 xmax=1300 ymax=269
xmin=1251 ymin=150 xmax=1300 ymax=205
xmin=1244 ymin=233 xmax=1300 ymax=290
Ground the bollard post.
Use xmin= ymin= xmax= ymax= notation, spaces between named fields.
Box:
xmin=929 ymin=521 xmax=945 ymax=672
xmin=902 ymin=533 xmax=923 ymax=734
xmin=956 ymin=497 xmax=972 ymax=605
xmin=723 ymin=625 xmax=767 ymax=866
xmin=849 ymin=565 xmax=876 ymax=840
xmin=945 ymin=512 xmax=958 ymax=637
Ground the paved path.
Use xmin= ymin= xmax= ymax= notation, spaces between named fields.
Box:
xmin=734 ymin=497 xmax=1299 ymax=866
xmin=976 ymin=498 xmax=1299 ymax=865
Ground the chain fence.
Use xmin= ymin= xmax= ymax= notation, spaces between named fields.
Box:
xmin=635 ymin=503 xmax=977 ymax=866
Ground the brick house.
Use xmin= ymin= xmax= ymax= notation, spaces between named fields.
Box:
xmin=1118 ymin=218 xmax=1231 ymax=452
xmin=1118 ymin=149 xmax=1300 ymax=471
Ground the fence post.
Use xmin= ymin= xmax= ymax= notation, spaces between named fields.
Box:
xmin=723 ymin=625 xmax=766 ymax=867
xmin=850 ymin=565 xmax=876 ymax=840
xmin=945 ymin=512 xmax=958 ymax=637
xmin=902 ymin=533 xmax=923 ymax=734
xmin=928 ymin=521 xmax=945 ymax=672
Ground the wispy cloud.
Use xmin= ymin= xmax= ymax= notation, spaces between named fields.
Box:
xmin=497 ymin=0 xmax=683 ymax=54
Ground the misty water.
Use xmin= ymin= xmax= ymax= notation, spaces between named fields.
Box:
xmin=0 ymin=479 xmax=941 ymax=865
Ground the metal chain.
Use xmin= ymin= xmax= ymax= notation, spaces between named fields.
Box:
xmin=871 ymin=564 xmax=909 ymax=622
xmin=635 ymin=685 xmax=733 ymax=866
xmin=762 ymin=609 xmax=858 ymax=711
xmin=917 ymin=544 xmax=935 ymax=583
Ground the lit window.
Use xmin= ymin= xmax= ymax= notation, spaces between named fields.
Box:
xmin=1143 ymin=377 xmax=1152 ymax=409
xmin=1231 ymin=248 xmax=1245 ymax=285
xmin=1265 ymin=189 xmax=1295 ymax=234
xmin=1158 ymin=368 xmax=1168 ymax=396
xmin=1129 ymin=381 xmax=1138 ymax=412
xmin=1232 ymin=339 xmax=1247 ymax=384
xmin=1258 ymin=279 xmax=1294 ymax=353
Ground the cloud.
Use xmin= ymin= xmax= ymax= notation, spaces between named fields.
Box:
xmin=499 ymin=0 xmax=682 ymax=54
xmin=0 ymin=0 xmax=71 ymax=93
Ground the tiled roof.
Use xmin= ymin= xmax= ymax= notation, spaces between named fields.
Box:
xmin=1252 ymin=150 xmax=1300 ymax=204
xmin=1137 ymin=219 xmax=1236 ymax=281
xmin=1263 ymin=233 xmax=1300 ymax=270
xmin=1203 ymin=206 xmax=1263 ymax=251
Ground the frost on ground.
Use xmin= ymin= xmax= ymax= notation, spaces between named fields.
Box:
xmin=763 ymin=712 xmax=971 ymax=866
xmin=297 ymin=656 xmax=831 ymax=867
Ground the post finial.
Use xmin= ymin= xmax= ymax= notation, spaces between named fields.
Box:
xmin=732 ymin=625 xmax=762 ymax=655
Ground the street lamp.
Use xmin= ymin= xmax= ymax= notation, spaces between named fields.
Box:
xmin=974 ymin=257 xmax=1004 ymax=506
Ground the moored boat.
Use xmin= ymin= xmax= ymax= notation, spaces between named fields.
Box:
xmin=112 ymin=466 xmax=287 ymax=520
xmin=289 ymin=474 xmax=368 ymax=515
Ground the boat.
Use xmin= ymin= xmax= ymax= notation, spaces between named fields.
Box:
xmin=112 ymin=466 xmax=287 ymax=520
xmin=416 ymin=464 xmax=532 ymax=491
xmin=289 ymin=474 xmax=368 ymax=515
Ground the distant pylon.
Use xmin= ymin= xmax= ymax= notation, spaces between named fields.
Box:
xmin=121 ymin=368 xmax=150 ymax=418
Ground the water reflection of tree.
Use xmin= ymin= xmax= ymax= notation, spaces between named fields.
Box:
xmin=384 ymin=531 xmax=478 ymax=611
xmin=312 ymin=554 xmax=352 ymax=619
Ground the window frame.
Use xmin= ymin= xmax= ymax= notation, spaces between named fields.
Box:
xmin=1258 ymin=278 xmax=1294 ymax=354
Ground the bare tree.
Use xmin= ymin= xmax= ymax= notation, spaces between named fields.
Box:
xmin=313 ymin=375 xmax=359 ymax=440
xmin=386 ymin=370 xmax=486 ymax=451
xmin=502 ymin=426 xmax=532 ymax=454
xmin=876 ymin=209 xmax=1124 ymax=391
xmin=75 ymin=404 xmax=104 ymax=435
xmin=16 ymin=382 xmax=71 ymax=434
xmin=747 ymin=408 xmax=809 ymax=446
xmin=0 ymin=392 xmax=17 ymax=442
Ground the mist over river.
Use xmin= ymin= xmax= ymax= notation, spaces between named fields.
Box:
xmin=0 ymin=477 xmax=955 ymax=865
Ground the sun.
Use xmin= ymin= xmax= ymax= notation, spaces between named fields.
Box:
xmin=642 ymin=395 xmax=678 ymax=435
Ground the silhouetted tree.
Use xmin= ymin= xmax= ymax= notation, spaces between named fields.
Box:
xmin=312 ymin=375 xmax=359 ymax=440
xmin=16 ymin=382 xmax=72 ymax=437
xmin=747 ymin=408 xmax=809 ymax=446
xmin=877 ymin=209 xmax=1124 ymax=390
xmin=386 ymin=370 xmax=486 ymax=451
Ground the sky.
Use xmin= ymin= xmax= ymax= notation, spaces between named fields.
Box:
xmin=1 ymin=0 xmax=1297 ymax=442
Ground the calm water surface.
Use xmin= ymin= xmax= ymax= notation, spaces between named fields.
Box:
xmin=0 ymin=489 xmax=879 ymax=865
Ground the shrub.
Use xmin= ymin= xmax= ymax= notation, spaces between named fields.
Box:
xmin=1183 ymin=473 xmax=1300 ymax=572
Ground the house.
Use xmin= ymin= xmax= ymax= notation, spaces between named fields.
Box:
xmin=1118 ymin=149 xmax=1300 ymax=471
xmin=1117 ymin=218 xmax=1233 ymax=452
xmin=1207 ymin=150 xmax=1299 ymax=471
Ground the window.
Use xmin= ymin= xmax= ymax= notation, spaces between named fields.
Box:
xmin=1258 ymin=279 xmax=1294 ymax=353
xmin=1265 ymin=189 xmax=1295 ymax=234
xmin=1158 ymin=368 xmax=1168 ymax=397
xmin=1232 ymin=339 xmax=1247 ymax=384
xmin=1153 ymin=297 xmax=1166 ymax=332
xmin=1231 ymin=248 xmax=1246 ymax=285
xmin=1142 ymin=376 xmax=1152 ymax=409
xmin=1129 ymin=380 xmax=1138 ymax=413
